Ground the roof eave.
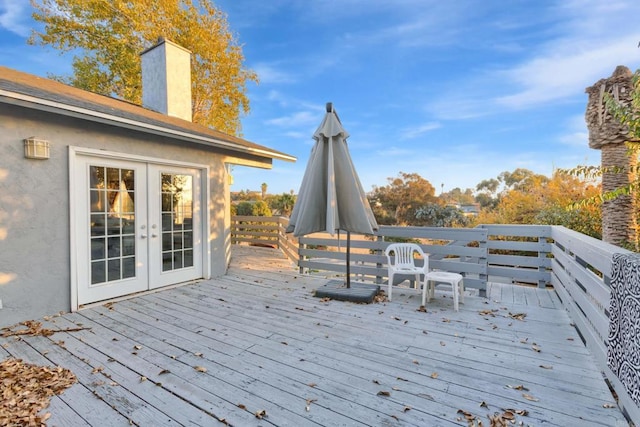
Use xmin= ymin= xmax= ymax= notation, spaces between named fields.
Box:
xmin=0 ymin=88 xmax=297 ymax=163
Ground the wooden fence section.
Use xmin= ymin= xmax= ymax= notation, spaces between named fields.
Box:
xmin=229 ymin=216 xmax=639 ymax=424
xmin=550 ymin=226 xmax=637 ymax=422
xmin=230 ymin=216 xmax=298 ymax=264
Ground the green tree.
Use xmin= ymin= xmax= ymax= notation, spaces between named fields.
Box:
xmin=30 ymin=0 xmax=257 ymax=135
xmin=368 ymin=172 xmax=438 ymax=225
xmin=415 ymin=203 xmax=469 ymax=227
xmin=251 ymin=200 xmax=272 ymax=217
xmin=268 ymin=193 xmax=296 ymax=217
xmin=236 ymin=201 xmax=253 ymax=216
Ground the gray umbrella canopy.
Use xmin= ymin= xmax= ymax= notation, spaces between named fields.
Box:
xmin=286 ymin=103 xmax=378 ymax=237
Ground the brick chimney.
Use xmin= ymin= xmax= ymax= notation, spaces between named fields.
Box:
xmin=140 ymin=38 xmax=192 ymax=122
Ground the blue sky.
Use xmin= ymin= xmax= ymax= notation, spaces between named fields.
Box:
xmin=2 ymin=1 xmax=640 ymax=195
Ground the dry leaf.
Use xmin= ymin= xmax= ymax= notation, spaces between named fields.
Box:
xmin=305 ymin=398 xmax=317 ymax=411
xmin=509 ymin=312 xmax=527 ymax=321
xmin=442 ymin=318 xmax=450 ymax=323
xmin=0 ymin=358 xmax=76 ymax=426
xmin=194 ymin=366 xmax=207 ymax=373
xmin=255 ymin=409 xmax=267 ymax=419
xmin=372 ymin=379 xmax=381 ymax=384
xmin=531 ymin=345 xmax=541 ymax=353
xmin=140 ymin=376 xmax=147 ymax=382
xmin=237 ymin=403 xmax=246 ymax=409
xmin=430 ymin=372 xmax=438 ymax=379
xmin=412 ymin=360 xmax=420 ymax=365
xmin=194 ymin=352 xmax=203 ymax=357
xmin=91 ymin=366 xmax=104 ymax=374
xmin=539 ymin=365 xmax=553 ymax=369
xmin=133 ymin=345 xmax=142 ymax=350
xmin=456 ymin=409 xmax=476 ymax=421
xmin=506 ymin=384 xmax=529 ymax=391
xmin=392 ymin=386 xmax=400 ymax=391
xmin=522 ymin=393 xmax=539 ymax=402
xmin=159 ymin=369 xmax=170 ymax=375
xmin=402 ymin=405 xmax=411 ymax=412
xmin=280 ymin=341 xmax=288 ymax=345
xmin=479 ymin=401 xmax=488 ymax=408
xmin=308 ymin=382 xmax=317 ymax=387
xmin=417 ymin=305 xmax=427 ymax=312
xmin=377 ymin=391 xmax=391 ymax=396
xmin=603 ymin=403 xmax=616 ymax=408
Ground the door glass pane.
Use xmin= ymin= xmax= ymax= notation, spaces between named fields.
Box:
xmin=89 ymin=165 xmax=136 ymax=285
xmin=160 ymin=173 xmax=194 ymax=272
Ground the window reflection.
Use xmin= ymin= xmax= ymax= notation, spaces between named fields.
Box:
xmin=89 ymin=166 xmax=136 ymax=284
xmin=161 ymin=173 xmax=194 ymax=272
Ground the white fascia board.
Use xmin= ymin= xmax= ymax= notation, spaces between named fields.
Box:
xmin=0 ymin=89 xmax=296 ymax=163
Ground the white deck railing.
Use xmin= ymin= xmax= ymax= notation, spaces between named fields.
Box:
xmin=230 ymin=216 xmax=637 ymax=423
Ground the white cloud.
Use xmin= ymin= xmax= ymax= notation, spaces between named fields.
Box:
xmin=400 ymin=122 xmax=441 ymax=139
xmin=0 ymin=0 xmax=30 ymax=37
xmin=265 ymin=110 xmax=318 ymax=128
xmin=252 ymin=62 xmax=296 ymax=84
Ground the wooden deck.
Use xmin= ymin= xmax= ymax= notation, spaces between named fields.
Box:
xmin=1 ymin=245 xmax=628 ymax=426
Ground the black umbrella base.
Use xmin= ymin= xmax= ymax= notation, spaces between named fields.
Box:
xmin=314 ymin=280 xmax=380 ymax=304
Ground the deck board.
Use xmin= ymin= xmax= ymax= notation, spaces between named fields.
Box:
xmin=0 ymin=245 xmax=628 ymax=426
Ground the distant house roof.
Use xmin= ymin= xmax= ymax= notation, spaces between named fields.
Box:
xmin=0 ymin=66 xmax=295 ymax=164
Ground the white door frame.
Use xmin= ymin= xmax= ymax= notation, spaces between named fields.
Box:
xmin=69 ymin=146 xmax=210 ymax=311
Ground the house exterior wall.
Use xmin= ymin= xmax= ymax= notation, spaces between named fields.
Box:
xmin=0 ymin=103 xmax=261 ymax=327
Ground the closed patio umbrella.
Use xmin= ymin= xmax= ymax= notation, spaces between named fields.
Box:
xmin=287 ymin=102 xmax=378 ymax=288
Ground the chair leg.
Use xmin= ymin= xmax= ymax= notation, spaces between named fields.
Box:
xmin=452 ymin=279 xmax=459 ymax=312
xmin=459 ymin=280 xmax=464 ymax=304
xmin=421 ymin=277 xmax=428 ymax=306
xmin=388 ymin=273 xmax=393 ymax=301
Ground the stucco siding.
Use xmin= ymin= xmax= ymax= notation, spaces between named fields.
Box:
xmin=0 ymin=103 xmax=251 ymax=327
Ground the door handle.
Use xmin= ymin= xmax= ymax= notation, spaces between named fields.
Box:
xmin=151 ymin=234 xmax=158 ymax=238
xmin=141 ymin=234 xmax=148 ymax=239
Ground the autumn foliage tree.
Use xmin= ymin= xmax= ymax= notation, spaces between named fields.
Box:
xmin=29 ymin=0 xmax=257 ymax=135
xmin=368 ymin=172 xmax=438 ymax=225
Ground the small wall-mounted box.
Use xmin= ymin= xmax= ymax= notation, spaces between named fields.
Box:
xmin=24 ymin=137 xmax=50 ymax=159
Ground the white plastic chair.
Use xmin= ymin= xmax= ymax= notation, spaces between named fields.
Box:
xmin=384 ymin=243 xmax=428 ymax=301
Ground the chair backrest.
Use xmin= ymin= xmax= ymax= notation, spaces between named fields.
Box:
xmin=385 ymin=243 xmax=426 ymax=269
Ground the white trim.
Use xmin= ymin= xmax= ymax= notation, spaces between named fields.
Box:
xmin=69 ymin=146 xmax=211 ymax=308
xmin=69 ymin=147 xmax=79 ymax=312
xmin=0 ymin=89 xmax=296 ymax=163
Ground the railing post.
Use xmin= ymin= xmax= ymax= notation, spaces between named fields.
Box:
xmin=479 ymin=228 xmax=488 ymax=297
xmin=298 ymin=238 xmax=305 ymax=275
xmin=538 ymin=234 xmax=550 ymax=288
xmin=375 ymin=234 xmax=383 ymax=285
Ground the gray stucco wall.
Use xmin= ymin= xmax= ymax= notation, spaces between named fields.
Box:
xmin=0 ymin=103 xmax=255 ymax=327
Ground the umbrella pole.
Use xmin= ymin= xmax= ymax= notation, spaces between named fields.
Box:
xmin=346 ymin=230 xmax=351 ymax=288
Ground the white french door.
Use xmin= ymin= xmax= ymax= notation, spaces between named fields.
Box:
xmin=74 ymin=155 xmax=203 ymax=305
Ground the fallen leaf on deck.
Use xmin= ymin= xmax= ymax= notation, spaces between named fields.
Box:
xmin=377 ymin=391 xmax=391 ymax=396
xmin=603 ymin=403 xmax=616 ymax=408
xmin=308 ymin=382 xmax=317 ymax=387
xmin=430 ymin=372 xmax=439 ymax=379
xmin=372 ymin=379 xmax=381 ymax=384
xmin=133 ymin=345 xmax=142 ymax=350
xmin=522 ymin=393 xmax=539 ymax=402
xmin=456 ymin=409 xmax=477 ymax=421
xmin=506 ymin=384 xmax=529 ymax=391
xmin=194 ymin=366 xmax=207 ymax=373
xmin=479 ymin=309 xmax=498 ymax=317
xmin=392 ymin=316 xmax=402 ymax=321
xmin=392 ymin=386 xmax=400 ymax=391
xmin=140 ymin=376 xmax=147 ymax=382
xmin=295 ymin=307 xmax=304 ymax=311
xmin=509 ymin=312 xmax=527 ymax=321
xmin=442 ymin=318 xmax=450 ymax=323
xmin=403 ymin=405 xmax=411 ymax=412
xmin=281 ymin=341 xmax=288 ymax=345
xmin=412 ymin=360 xmax=420 ymax=365
xmin=531 ymin=345 xmax=541 ymax=352
xmin=320 ymin=297 xmax=331 ymax=302
xmin=194 ymin=352 xmax=203 ymax=357
xmin=539 ymin=365 xmax=553 ymax=369
xmin=237 ymin=403 xmax=246 ymax=409
xmin=0 ymin=358 xmax=76 ymax=426
xmin=479 ymin=401 xmax=488 ymax=408
xmin=440 ymin=341 xmax=446 ymax=346
xmin=417 ymin=305 xmax=427 ymax=312
xmin=255 ymin=409 xmax=267 ymax=419
xmin=520 ymin=338 xmax=529 ymax=344
xmin=502 ymin=408 xmax=529 ymax=416
xmin=91 ymin=366 xmax=104 ymax=374
xmin=159 ymin=369 xmax=170 ymax=375
xmin=396 ymin=377 xmax=408 ymax=381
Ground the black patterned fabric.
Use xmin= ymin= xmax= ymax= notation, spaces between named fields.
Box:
xmin=608 ymin=253 xmax=640 ymax=406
